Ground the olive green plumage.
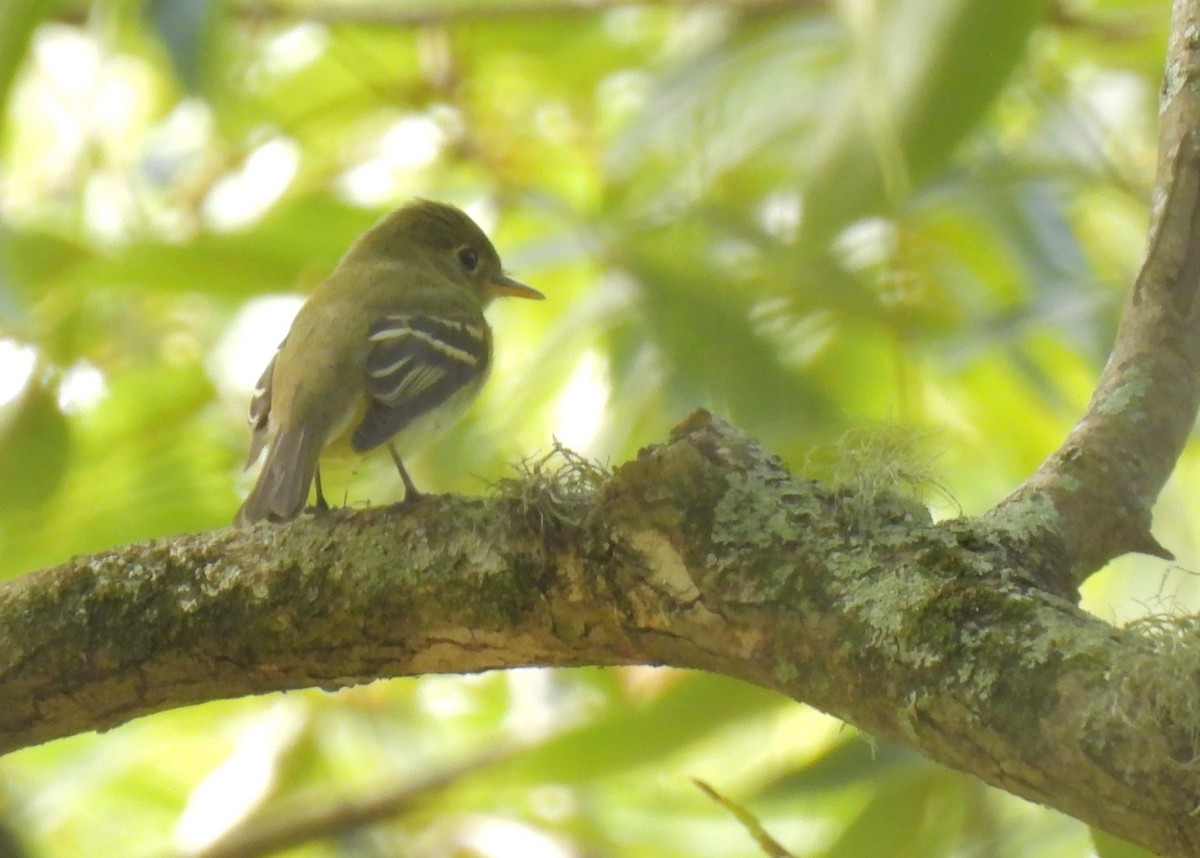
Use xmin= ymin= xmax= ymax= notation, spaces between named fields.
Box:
xmin=235 ymin=200 xmax=543 ymax=526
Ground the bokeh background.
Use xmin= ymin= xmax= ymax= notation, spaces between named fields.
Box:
xmin=0 ymin=0 xmax=1190 ymax=855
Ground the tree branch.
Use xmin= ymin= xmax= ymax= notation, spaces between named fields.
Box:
xmin=2 ymin=412 xmax=1199 ymax=856
xmin=988 ymin=0 xmax=1200 ymax=586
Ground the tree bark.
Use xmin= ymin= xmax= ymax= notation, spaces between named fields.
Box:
xmin=4 ymin=2 xmax=1200 ymax=857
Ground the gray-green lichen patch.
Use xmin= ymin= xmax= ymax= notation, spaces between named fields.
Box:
xmin=1092 ymin=370 xmax=1152 ymax=419
xmin=842 ymin=563 xmax=945 ymax=667
xmin=1017 ymin=607 xmax=1110 ymax=670
xmin=705 ymin=470 xmax=837 ymax=604
xmin=985 ymin=490 xmax=1064 ymax=546
xmin=711 ymin=470 xmax=814 ymax=552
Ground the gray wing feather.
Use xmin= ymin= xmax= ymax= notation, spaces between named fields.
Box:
xmin=352 ymin=313 xmax=489 ymax=452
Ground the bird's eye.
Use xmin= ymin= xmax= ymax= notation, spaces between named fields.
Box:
xmin=458 ymin=247 xmax=479 ymax=271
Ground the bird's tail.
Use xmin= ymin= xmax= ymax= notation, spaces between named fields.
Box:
xmin=234 ymin=426 xmax=321 ymax=526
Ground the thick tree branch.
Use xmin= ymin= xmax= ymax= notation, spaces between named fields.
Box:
xmin=1 ymin=413 xmax=1199 ymax=856
xmin=989 ymin=0 xmax=1200 ymax=585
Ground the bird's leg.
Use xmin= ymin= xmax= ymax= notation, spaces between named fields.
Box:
xmin=387 ymin=443 xmax=422 ymax=504
xmin=311 ymin=466 xmax=330 ymax=512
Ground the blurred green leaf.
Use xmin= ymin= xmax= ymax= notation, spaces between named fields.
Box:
xmin=610 ymin=15 xmax=845 ymax=199
xmin=0 ymin=0 xmax=54 ymax=142
xmin=824 ymin=767 xmax=964 ymax=858
xmin=1092 ymin=827 xmax=1160 ymax=858
xmin=757 ymin=736 xmax=924 ymax=799
xmin=615 ymin=220 xmax=840 ymax=442
xmin=802 ymin=0 xmax=1049 ymax=243
xmin=0 ymin=362 xmax=231 ymax=579
xmin=71 ymin=197 xmax=380 ymax=298
xmin=0 ymin=379 xmax=70 ymax=515
xmin=146 ymin=0 xmax=215 ymax=91
xmin=496 ymin=672 xmax=786 ymax=783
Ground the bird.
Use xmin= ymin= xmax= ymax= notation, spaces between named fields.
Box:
xmin=234 ymin=199 xmax=544 ymax=526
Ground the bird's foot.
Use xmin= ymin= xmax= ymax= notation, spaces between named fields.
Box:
xmin=303 ymin=498 xmax=331 ymax=516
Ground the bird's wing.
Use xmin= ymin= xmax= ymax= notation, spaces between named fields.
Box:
xmin=352 ymin=312 xmax=490 ymax=452
xmin=244 ymin=341 xmax=282 ymax=468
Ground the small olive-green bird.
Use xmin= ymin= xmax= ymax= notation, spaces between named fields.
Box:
xmin=235 ymin=200 xmax=543 ymax=526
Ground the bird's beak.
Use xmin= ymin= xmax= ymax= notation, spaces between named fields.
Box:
xmin=491 ymin=274 xmax=545 ymax=300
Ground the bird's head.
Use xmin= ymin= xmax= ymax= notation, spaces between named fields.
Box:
xmin=351 ymin=199 xmax=544 ymax=305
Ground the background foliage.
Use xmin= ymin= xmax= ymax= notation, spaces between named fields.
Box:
xmin=0 ymin=0 xmax=1189 ymax=855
